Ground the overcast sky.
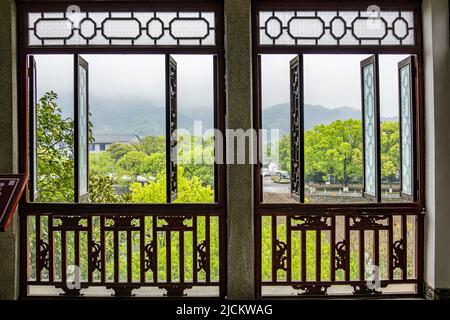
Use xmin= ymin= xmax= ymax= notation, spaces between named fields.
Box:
xmin=262 ymin=54 xmax=408 ymax=117
xmin=36 ymin=53 xmax=407 ymax=119
xmin=35 ymin=54 xmax=214 ymax=115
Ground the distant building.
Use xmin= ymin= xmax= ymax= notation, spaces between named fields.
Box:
xmin=89 ymin=134 xmax=140 ymax=152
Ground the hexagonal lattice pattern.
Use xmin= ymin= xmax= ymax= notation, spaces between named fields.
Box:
xmin=28 ymin=11 xmax=216 ymax=47
xmin=259 ymin=10 xmax=415 ymax=46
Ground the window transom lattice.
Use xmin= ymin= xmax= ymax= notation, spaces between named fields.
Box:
xmin=259 ymin=10 xmax=416 ymax=46
xmin=27 ymin=11 xmax=216 ymax=47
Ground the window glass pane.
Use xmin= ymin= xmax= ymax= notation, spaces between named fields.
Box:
xmin=172 ymin=55 xmax=215 ymax=204
xmin=84 ymin=54 xmax=166 ymax=204
xmin=363 ymin=62 xmax=376 ymax=198
xmin=304 ymin=55 xmax=369 ymax=203
xmin=261 ymin=54 xmax=297 ymax=203
xmin=34 ymin=55 xmax=74 ymax=203
xmin=400 ymin=65 xmax=412 ymax=196
xmin=379 ymin=55 xmax=410 ymax=202
xmin=78 ymin=64 xmax=89 ymax=199
xmin=261 ymin=54 xmax=374 ymax=204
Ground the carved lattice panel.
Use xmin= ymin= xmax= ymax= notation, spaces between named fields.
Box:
xmin=290 ymin=55 xmax=303 ymax=202
xmin=75 ymin=56 xmax=89 ymax=202
xmin=167 ymin=55 xmax=178 ymax=203
xmin=28 ymin=11 xmax=216 ymax=47
xmin=361 ymin=56 xmax=380 ymax=200
xmin=258 ymin=10 xmax=416 ymax=46
xmin=399 ymin=57 xmax=416 ymax=199
xmin=26 ymin=213 xmax=223 ymax=297
xmin=258 ymin=212 xmax=421 ymax=297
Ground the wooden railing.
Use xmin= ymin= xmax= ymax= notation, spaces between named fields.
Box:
xmin=255 ymin=208 xmax=424 ymax=298
xmin=21 ymin=206 xmax=226 ymax=298
xmin=22 ymin=205 xmax=424 ymax=298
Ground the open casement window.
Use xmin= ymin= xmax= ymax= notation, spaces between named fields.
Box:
xmin=28 ymin=55 xmax=38 ymax=201
xmin=290 ymin=55 xmax=304 ymax=203
xmin=74 ymin=55 xmax=90 ymax=203
xmin=166 ymin=55 xmax=178 ymax=203
xmin=398 ymin=56 xmax=417 ymax=201
xmin=361 ymin=55 xmax=381 ymax=202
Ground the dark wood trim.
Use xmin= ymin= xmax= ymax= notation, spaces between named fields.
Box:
xmin=17 ymin=0 xmax=223 ymax=13
xmin=17 ymin=0 xmax=224 ymax=55
xmin=18 ymin=4 xmax=30 ymax=300
xmin=256 ymin=203 xmax=423 ymax=215
xmin=213 ymin=55 xmax=219 ymax=203
xmin=19 ymin=202 xmax=225 ymax=215
xmin=17 ymin=1 xmax=227 ymax=298
xmin=255 ymin=54 xmax=262 ymax=204
xmin=28 ymin=55 xmax=37 ymax=202
xmin=415 ymin=8 xmax=425 ymax=206
xmin=253 ymin=0 xmax=421 ymax=11
xmin=360 ymin=55 xmax=381 ymax=202
xmin=0 ymin=174 xmax=28 ymax=231
xmin=23 ymin=47 xmax=223 ymax=55
xmin=17 ymin=1 xmax=226 ymax=207
xmin=166 ymin=54 xmax=178 ymax=203
xmin=257 ymin=46 xmax=421 ymax=55
xmin=252 ymin=2 xmax=425 ymax=209
xmin=215 ymin=1 xmax=226 ymax=208
xmin=289 ymin=55 xmax=304 ymax=203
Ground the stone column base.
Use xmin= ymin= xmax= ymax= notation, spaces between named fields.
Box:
xmin=424 ymin=283 xmax=450 ymax=300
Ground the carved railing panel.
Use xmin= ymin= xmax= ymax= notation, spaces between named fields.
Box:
xmin=25 ymin=212 xmax=224 ymax=298
xmin=258 ymin=211 xmax=423 ymax=297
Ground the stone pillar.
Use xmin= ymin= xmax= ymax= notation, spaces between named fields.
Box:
xmin=422 ymin=0 xmax=450 ymax=300
xmin=224 ymin=0 xmax=255 ymax=299
xmin=0 ymin=0 xmax=19 ymax=300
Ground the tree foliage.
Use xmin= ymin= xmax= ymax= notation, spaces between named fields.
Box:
xmin=277 ymin=119 xmax=400 ymax=187
xmin=130 ymin=167 xmax=214 ymax=204
xmin=305 ymin=119 xmax=362 ymax=186
xmin=36 ymin=91 xmax=75 ymax=202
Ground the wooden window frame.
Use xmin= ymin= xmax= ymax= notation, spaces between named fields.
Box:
xmin=398 ymin=56 xmax=418 ymax=202
xmin=252 ymin=0 xmax=425 ymax=212
xmin=17 ymin=0 xmax=227 ymax=299
xmin=17 ymin=0 xmax=226 ymax=210
xmin=361 ymin=55 xmax=381 ymax=202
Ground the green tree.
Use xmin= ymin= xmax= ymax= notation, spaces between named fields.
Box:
xmin=277 ymin=134 xmax=291 ymax=172
xmin=177 ymin=134 xmax=215 ymax=187
xmin=381 ymin=121 xmax=400 ymax=190
xmin=89 ymin=151 xmax=115 ymax=175
xmin=115 ymin=151 xmax=149 ymax=180
xmin=107 ymin=142 xmax=134 ymax=162
xmin=130 ymin=167 xmax=214 ymax=203
xmin=36 ymin=91 xmax=75 ymax=202
xmin=141 ymin=152 xmax=166 ymax=177
xmin=304 ymin=119 xmax=362 ymax=187
xmin=132 ymin=136 xmax=165 ymax=155
xmin=89 ymin=175 xmax=118 ymax=203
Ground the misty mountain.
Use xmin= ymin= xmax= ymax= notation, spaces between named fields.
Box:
xmin=88 ymin=97 xmax=396 ymax=137
xmin=263 ymin=103 xmax=398 ymax=135
xmin=263 ymin=103 xmax=362 ymax=135
xmin=90 ymin=96 xmax=213 ymax=136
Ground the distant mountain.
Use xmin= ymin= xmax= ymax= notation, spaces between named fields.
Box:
xmin=263 ymin=103 xmax=397 ymax=135
xmin=90 ymin=96 xmax=213 ymax=136
xmin=87 ymin=97 xmax=396 ymax=137
xmin=263 ymin=103 xmax=361 ymax=134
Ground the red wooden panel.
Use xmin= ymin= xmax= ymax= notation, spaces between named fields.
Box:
xmin=0 ymin=174 xmax=28 ymax=231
